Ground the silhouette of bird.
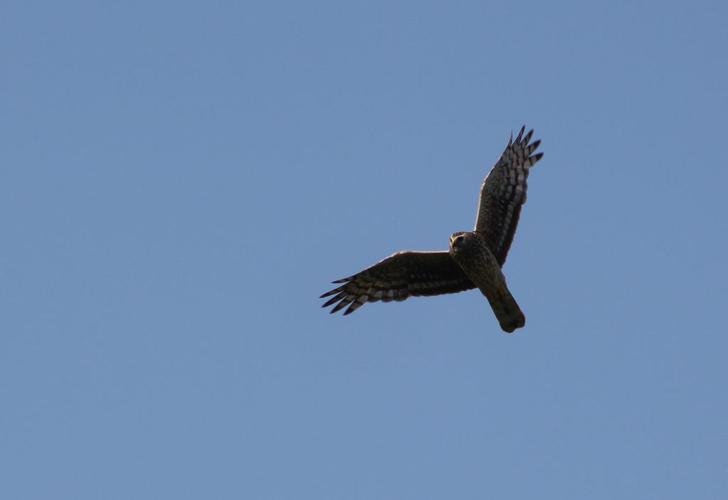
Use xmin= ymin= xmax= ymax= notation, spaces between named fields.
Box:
xmin=321 ymin=126 xmax=543 ymax=333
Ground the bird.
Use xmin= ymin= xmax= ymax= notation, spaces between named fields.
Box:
xmin=320 ymin=126 xmax=543 ymax=333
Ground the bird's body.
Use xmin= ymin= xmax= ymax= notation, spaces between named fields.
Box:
xmin=448 ymin=231 xmax=524 ymax=333
xmin=321 ymin=126 xmax=543 ymax=333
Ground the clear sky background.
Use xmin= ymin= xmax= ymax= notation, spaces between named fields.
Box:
xmin=2 ymin=1 xmax=727 ymax=499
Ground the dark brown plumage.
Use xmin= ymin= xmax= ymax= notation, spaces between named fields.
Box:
xmin=321 ymin=126 xmax=543 ymax=332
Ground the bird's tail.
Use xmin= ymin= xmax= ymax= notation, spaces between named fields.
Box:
xmin=486 ymin=284 xmax=525 ymax=333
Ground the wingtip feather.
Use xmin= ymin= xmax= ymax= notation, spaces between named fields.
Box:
xmin=515 ymin=126 xmax=525 ymax=143
xmin=320 ymin=287 xmax=342 ymax=298
xmin=523 ymin=129 xmax=534 ymax=144
xmin=322 ymin=291 xmax=346 ymax=307
xmin=330 ymin=297 xmax=354 ymax=314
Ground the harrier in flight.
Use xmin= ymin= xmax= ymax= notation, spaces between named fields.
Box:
xmin=321 ymin=127 xmax=544 ymax=333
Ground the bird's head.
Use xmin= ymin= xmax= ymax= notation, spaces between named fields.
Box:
xmin=449 ymin=231 xmax=471 ymax=254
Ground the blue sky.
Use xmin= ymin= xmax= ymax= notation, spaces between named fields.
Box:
xmin=2 ymin=1 xmax=727 ymax=499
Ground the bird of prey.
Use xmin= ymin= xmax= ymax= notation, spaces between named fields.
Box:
xmin=320 ymin=126 xmax=543 ymax=333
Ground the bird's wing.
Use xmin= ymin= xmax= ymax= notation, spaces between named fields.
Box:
xmin=321 ymin=251 xmax=475 ymax=315
xmin=474 ymin=126 xmax=543 ymax=266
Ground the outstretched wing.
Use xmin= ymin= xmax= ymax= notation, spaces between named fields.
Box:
xmin=474 ymin=126 xmax=543 ymax=266
xmin=321 ymin=251 xmax=475 ymax=315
